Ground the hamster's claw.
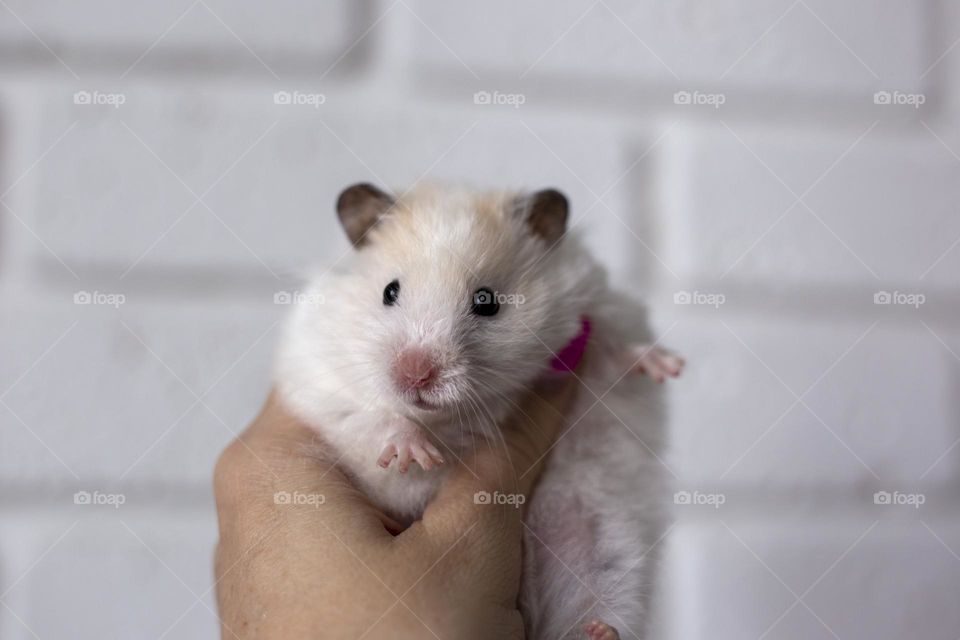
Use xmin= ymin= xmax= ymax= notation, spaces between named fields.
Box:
xmin=377 ymin=430 xmax=445 ymax=473
xmin=626 ymin=344 xmax=684 ymax=383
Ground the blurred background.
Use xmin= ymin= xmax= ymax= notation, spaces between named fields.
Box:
xmin=1 ymin=1 xmax=959 ymax=638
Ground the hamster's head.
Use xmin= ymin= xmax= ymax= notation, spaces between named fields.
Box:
xmin=328 ymin=182 xmax=599 ymax=421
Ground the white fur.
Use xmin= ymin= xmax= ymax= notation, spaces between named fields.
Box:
xmin=275 ymin=184 xmax=668 ymax=639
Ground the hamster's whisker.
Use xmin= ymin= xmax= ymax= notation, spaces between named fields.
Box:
xmin=472 ymin=376 xmax=528 ymax=424
xmin=314 ymin=367 xmax=385 ymax=404
xmin=322 ymin=359 xmax=383 ymax=375
xmin=464 ymin=384 xmax=508 ymax=456
xmin=460 ymin=387 xmax=487 ymax=441
xmin=470 ymin=375 xmax=537 ymax=489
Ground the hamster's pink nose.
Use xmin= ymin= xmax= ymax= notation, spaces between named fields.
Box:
xmin=394 ymin=349 xmax=438 ymax=390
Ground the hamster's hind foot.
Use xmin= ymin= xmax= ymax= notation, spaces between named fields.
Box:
xmin=583 ymin=619 xmax=619 ymax=640
xmin=624 ymin=343 xmax=684 ymax=383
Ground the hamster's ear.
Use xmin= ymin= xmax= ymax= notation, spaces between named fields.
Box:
xmin=514 ymin=189 xmax=568 ymax=245
xmin=336 ymin=183 xmax=395 ymax=248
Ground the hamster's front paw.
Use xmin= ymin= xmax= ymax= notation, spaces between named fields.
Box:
xmin=624 ymin=343 xmax=684 ymax=383
xmin=377 ymin=422 xmax=445 ymax=473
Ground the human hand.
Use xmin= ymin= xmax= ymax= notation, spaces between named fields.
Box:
xmin=213 ymin=375 xmax=578 ymax=639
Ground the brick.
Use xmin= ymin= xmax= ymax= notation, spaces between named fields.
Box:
xmin=410 ymin=0 xmax=924 ymax=98
xmin=0 ymin=297 xmax=279 ymax=484
xmin=0 ymin=510 xmax=218 ymax=639
xmin=31 ymin=87 xmax=632 ymax=280
xmin=667 ymin=518 xmax=960 ymax=640
xmin=654 ymin=310 xmax=959 ymax=486
xmin=0 ymin=0 xmax=357 ymax=75
xmin=661 ymin=124 xmax=960 ymax=288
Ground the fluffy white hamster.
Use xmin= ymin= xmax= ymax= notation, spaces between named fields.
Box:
xmin=274 ymin=182 xmax=682 ymax=640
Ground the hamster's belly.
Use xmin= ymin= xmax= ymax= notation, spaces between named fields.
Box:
xmin=519 ymin=373 xmax=667 ymax=640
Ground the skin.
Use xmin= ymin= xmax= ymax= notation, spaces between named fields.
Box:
xmin=213 ymin=374 xmax=578 ymax=640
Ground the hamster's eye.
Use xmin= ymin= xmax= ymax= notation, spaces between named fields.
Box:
xmin=383 ymin=279 xmax=400 ymax=306
xmin=471 ymin=287 xmax=500 ymax=317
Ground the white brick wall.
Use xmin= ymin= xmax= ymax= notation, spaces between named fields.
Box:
xmin=410 ymin=0 xmax=926 ymax=97
xmin=2 ymin=1 xmax=958 ymax=638
xmin=662 ymin=124 xmax=960 ymax=287
xmin=666 ymin=517 xmax=960 ymax=640
xmin=0 ymin=1 xmax=357 ymax=75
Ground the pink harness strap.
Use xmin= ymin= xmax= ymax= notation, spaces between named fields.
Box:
xmin=550 ymin=316 xmax=591 ymax=372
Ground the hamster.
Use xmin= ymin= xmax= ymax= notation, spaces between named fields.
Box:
xmin=275 ymin=182 xmax=683 ymax=640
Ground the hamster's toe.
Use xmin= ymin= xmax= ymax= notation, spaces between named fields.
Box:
xmin=378 ymin=428 xmax=444 ymax=473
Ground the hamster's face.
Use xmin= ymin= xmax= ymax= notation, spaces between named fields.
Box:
xmin=333 ymin=183 xmax=585 ymax=419
xmin=364 ymin=257 xmax=520 ymax=414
